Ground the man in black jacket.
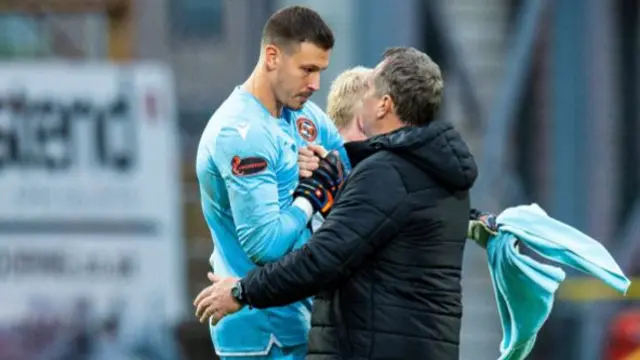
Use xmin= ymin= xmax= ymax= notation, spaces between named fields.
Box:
xmin=196 ymin=47 xmax=478 ymax=359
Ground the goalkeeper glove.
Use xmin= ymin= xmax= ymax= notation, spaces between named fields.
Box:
xmin=468 ymin=209 xmax=498 ymax=249
xmin=294 ymin=150 xmax=346 ymax=217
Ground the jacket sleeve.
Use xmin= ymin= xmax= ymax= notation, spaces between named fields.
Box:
xmin=241 ymin=159 xmax=411 ymax=308
xmin=214 ymin=123 xmax=310 ymax=265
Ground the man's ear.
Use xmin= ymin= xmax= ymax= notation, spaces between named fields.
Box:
xmin=377 ymin=95 xmax=393 ymax=119
xmin=264 ymin=44 xmax=279 ymax=71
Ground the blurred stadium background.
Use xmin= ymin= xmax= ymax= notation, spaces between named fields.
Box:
xmin=0 ymin=0 xmax=639 ymax=359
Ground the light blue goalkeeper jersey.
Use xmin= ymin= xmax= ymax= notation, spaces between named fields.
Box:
xmin=196 ymin=86 xmax=350 ymax=357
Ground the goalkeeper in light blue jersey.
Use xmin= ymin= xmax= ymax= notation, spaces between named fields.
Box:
xmin=194 ymin=6 xmax=350 ymax=360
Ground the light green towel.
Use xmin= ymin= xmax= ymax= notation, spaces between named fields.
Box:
xmin=471 ymin=204 xmax=630 ymax=360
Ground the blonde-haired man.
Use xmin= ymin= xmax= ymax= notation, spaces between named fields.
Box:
xmin=326 ymin=66 xmax=371 ymax=142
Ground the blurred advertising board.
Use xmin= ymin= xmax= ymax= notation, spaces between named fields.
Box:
xmin=0 ymin=63 xmax=185 ymax=360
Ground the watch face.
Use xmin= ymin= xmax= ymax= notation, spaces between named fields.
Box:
xmin=231 ymin=285 xmax=240 ymax=297
xmin=231 ymin=283 xmax=242 ymax=300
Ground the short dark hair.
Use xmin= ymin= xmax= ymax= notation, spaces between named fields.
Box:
xmin=262 ymin=6 xmax=335 ymax=51
xmin=373 ymin=47 xmax=444 ymax=126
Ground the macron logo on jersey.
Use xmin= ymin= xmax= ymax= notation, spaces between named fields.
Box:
xmin=236 ymin=123 xmax=250 ymax=140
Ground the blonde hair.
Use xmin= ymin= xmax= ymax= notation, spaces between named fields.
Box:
xmin=326 ymin=66 xmax=371 ymax=129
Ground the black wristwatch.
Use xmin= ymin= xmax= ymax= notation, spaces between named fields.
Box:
xmin=231 ymin=281 xmax=248 ymax=306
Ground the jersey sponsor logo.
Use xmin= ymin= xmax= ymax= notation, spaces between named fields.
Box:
xmin=296 ymin=117 xmax=317 ymax=142
xmin=231 ymin=155 xmax=267 ymax=176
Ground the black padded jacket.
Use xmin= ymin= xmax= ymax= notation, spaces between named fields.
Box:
xmin=241 ymin=120 xmax=478 ymax=359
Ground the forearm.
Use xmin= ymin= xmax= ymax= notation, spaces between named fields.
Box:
xmin=243 ymin=200 xmax=311 ymax=264
xmin=242 ymin=246 xmax=329 ymax=308
xmin=242 ymin=203 xmax=407 ymax=308
xmin=242 ymin=162 xmax=409 ymax=309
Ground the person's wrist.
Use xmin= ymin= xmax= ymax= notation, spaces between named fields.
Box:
xmin=293 ymin=196 xmax=314 ymax=219
xmin=294 ymin=181 xmax=325 ymax=210
xmin=469 ymin=208 xmax=482 ymax=220
xmin=231 ymin=280 xmax=249 ymax=307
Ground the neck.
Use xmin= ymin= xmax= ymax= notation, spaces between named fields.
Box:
xmin=243 ymin=63 xmax=282 ymax=117
xmin=371 ymin=115 xmax=405 ymax=136
xmin=339 ymin=122 xmax=367 ymax=143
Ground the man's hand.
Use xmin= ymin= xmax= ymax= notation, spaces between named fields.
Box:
xmin=298 ymin=144 xmax=328 ymax=178
xmin=294 ymin=149 xmax=346 ymax=217
xmin=298 ymin=147 xmax=320 ymax=178
xmin=193 ymin=273 xmax=242 ymax=325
